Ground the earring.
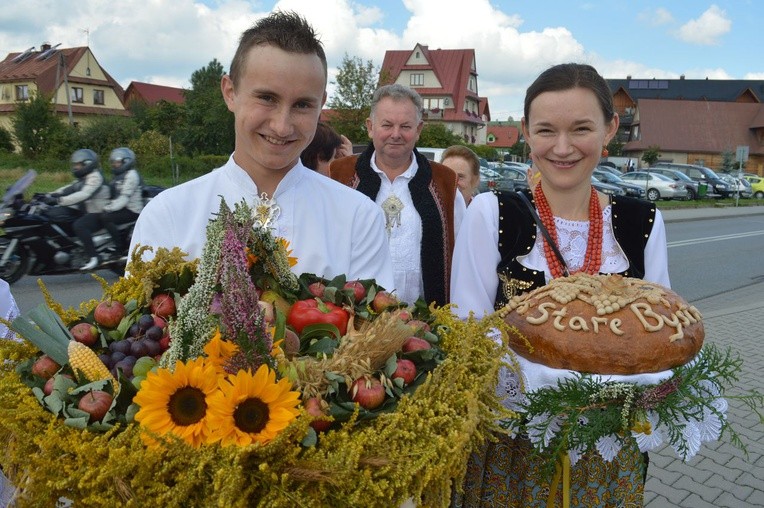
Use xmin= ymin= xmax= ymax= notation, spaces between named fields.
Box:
xmin=601 ymin=147 xmax=609 ymax=157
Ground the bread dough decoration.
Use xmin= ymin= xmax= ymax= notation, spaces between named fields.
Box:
xmin=499 ymin=273 xmax=704 ymax=374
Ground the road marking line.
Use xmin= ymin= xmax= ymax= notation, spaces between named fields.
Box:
xmin=668 ymin=230 xmax=764 ymax=248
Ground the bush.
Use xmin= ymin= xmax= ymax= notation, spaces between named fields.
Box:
xmin=139 ymin=155 xmax=227 ymax=180
xmin=0 ymin=126 xmax=14 ymax=153
xmin=78 ymin=116 xmax=141 ymax=155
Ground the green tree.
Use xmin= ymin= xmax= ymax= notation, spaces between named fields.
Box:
xmin=130 ymin=130 xmax=178 ymax=160
xmin=11 ymin=91 xmax=66 ymax=158
xmin=470 ymin=144 xmax=499 ymax=161
xmin=79 ymin=116 xmax=141 ymax=155
xmin=327 ymin=54 xmax=380 ymax=143
xmin=181 ymin=59 xmax=233 ymax=155
xmin=416 ymin=123 xmax=463 ymax=148
xmin=720 ymin=149 xmax=735 ymax=172
xmin=606 ymin=137 xmax=624 ymax=157
xmin=641 ymin=145 xmax=661 ymax=166
xmin=0 ymin=126 xmax=14 ymax=153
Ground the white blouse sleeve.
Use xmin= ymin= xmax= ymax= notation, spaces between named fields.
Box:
xmin=1 ymin=278 xmax=21 ymax=341
xmin=449 ymin=192 xmax=502 ymax=320
xmin=643 ymin=209 xmax=671 ymax=288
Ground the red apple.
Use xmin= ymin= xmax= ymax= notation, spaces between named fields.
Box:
xmin=150 ymin=293 xmax=176 ymax=318
xmin=350 ymin=377 xmax=386 ymax=410
xmin=397 ymin=310 xmax=412 ymax=322
xmin=70 ymin=322 xmax=99 ymax=347
xmin=159 ymin=333 xmax=171 ymax=352
xmin=392 ymin=359 xmax=417 ymax=385
xmin=343 ymin=281 xmax=366 ymax=303
xmin=407 ymin=320 xmax=431 ymax=333
xmin=402 ymin=337 xmax=431 ymax=353
xmin=94 ymin=300 xmax=126 ymax=328
xmin=77 ymin=390 xmax=113 ymax=423
xmin=304 ymin=397 xmax=332 ymax=432
xmin=308 ymin=282 xmax=326 ymax=298
xmin=31 ymin=355 xmax=60 ymax=379
xmin=43 ymin=373 xmax=75 ymax=396
xmin=372 ymin=291 xmax=399 ymax=313
xmin=152 ymin=314 xmax=168 ymax=330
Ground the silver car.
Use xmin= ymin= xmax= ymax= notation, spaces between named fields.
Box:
xmin=620 ymin=172 xmax=689 ymax=201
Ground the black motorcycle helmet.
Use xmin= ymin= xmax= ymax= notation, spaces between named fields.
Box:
xmin=109 ymin=147 xmax=136 ymax=175
xmin=70 ymin=149 xmax=100 ymax=178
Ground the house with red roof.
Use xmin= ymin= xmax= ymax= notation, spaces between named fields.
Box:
xmin=623 ymin=99 xmax=764 ymax=173
xmin=485 ymin=122 xmax=519 ymax=151
xmin=0 ymin=42 xmax=127 ymax=133
xmin=380 ymin=44 xmax=490 ymax=145
xmin=124 ymin=81 xmax=185 ymax=106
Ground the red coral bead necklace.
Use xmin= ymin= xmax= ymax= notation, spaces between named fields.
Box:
xmin=533 ymin=182 xmax=603 ymax=279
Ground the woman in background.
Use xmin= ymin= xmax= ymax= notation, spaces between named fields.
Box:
xmin=301 ymin=122 xmax=353 ymax=176
xmin=441 ymin=145 xmax=480 ymax=205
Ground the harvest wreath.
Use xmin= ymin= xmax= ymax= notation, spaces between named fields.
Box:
xmin=0 ymin=198 xmax=516 ymax=507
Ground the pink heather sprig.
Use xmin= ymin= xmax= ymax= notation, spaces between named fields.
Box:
xmin=217 ymin=220 xmax=273 ymax=371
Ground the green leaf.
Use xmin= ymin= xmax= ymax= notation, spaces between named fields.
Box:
xmin=301 ymin=427 xmax=318 ymax=447
xmin=305 ymin=337 xmax=338 ymax=356
xmin=63 ymin=415 xmax=90 ymax=429
xmin=10 ymin=305 xmax=71 ymax=365
xmin=300 ymin=323 xmax=342 ymax=341
xmin=384 ymin=355 xmax=398 ymax=377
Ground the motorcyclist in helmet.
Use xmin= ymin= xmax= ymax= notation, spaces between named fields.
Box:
xmin=43 ymin=149 xmax=109 ymax=223
xmin=68 ymin=147 xmax=144 ymax=271
xmin=100 ymin=147 xmax=143 ymax=262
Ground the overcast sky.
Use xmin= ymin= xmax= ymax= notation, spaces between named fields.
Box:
xmin=1 ymin=1 xmax=761 ymax=121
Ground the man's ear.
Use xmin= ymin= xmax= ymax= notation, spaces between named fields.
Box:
xmin=365 ymin=118 xmax=373 ymax=139
xmin=322 ymin=91 xmax=327 ymax=108
xmin=221 ymin=74 xmax=235 ymax=112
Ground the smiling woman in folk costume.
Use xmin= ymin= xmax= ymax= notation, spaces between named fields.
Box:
xmin=449 ymin=63 xmax=670 ymax=506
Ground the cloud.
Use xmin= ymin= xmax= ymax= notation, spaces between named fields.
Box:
xmin=676 ymin=5 xmax=731 ymax=45
xmin=638 ymin=7 xmax=674 ymax=26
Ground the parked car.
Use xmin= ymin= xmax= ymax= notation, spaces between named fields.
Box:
xmin=494 ymin=165 xmax=530 ymax=192
xmin=477 ymin=168 xmax=514 ymax=193
xmin=742 ymin=175 xmax=764 ymax=199
xmin=620 ymin=172 xmax=688 ymax=201
xmin=596 ymin=165 xmax=625 ymax=177
xmin=651 ymin=162 xmax=731 ymax=197
xmin=592 ymin=169 xmax=646 ymax=199
xmin=591 ymin=176 xmax=625 ymax=196
xmin=718 ymin=173 xmax=752 ymax=198
xmin=643 ymin=167 xmax=705 ymax=200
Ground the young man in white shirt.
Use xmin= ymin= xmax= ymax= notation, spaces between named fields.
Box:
xmin=129 ymin=12 xmax=394 ymax=290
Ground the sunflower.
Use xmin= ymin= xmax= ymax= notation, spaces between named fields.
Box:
xmin=277 ymin=238 xmax=298 ymax=268
xmin=134 ymin=357 xmax=220 ymax=447
xmin=206 ymin=364 xmax=301 ymax=446
xmin=204 ymin=329 xmax=239 ymax=370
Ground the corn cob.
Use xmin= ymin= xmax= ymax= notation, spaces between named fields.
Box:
xmin=68 ymin=340 xmax=117 ymax=392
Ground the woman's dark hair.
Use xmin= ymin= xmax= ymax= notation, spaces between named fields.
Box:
xmin=301 ymin=122 xmax=342 ymax=171
xmin=524 ymin=63 xmax=614 ymax=123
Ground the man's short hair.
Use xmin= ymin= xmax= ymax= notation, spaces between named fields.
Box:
xmin=229 ymin=10 xmax=327 ymax=87
xmin=370 ymin=84 xmax=423 ymax=123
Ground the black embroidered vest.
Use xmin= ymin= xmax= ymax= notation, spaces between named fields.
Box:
xmin=494 ymin=190 xmax=657 ymax=309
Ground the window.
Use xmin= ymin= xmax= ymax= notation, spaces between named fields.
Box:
xmin=71 ymin=87 xmax=84 ymax=103
xmin=410 ymin=73 xmax=424 ymax=86
xmin=468 ymin=76 xmax=477 ymax=93
xmin=93 ymin=89 xmax=104 ymax=105
xmin=15 ymin=85 xmax=29 ymax=101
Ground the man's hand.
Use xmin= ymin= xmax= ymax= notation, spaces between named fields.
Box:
xmin=335 ymin=134 xmax=353 ymax=159
xmin=42 ymin=194 xmax=59 ymax=206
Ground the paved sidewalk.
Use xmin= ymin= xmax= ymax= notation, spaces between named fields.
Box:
xmin=644 ymin=281 xmax=764 ymax=507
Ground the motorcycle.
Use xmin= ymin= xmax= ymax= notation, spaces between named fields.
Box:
xmin=1 ymin=170 xmax=136 ymax=284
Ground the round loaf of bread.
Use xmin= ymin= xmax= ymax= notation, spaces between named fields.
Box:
xmin=500 ymin=273 xmax=704 ymax=374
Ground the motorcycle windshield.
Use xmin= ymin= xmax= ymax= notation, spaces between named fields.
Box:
xmin=2 ymin=169 xmax=37 ymax=207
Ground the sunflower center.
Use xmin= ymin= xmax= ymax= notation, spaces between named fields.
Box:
xmin=234 ymin=397 xmax=270 ymax=433
xmin=168 ymin=387 xmax=208 ymax=426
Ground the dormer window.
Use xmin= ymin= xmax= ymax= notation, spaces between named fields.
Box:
xmin=15 ymin=84 xmax=29 ymax=101
xmin=410 ymin=73 xmax=424 ymax=86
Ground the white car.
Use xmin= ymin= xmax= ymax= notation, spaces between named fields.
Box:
xmin=620 ymin=172 xmax=689 ymax=201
